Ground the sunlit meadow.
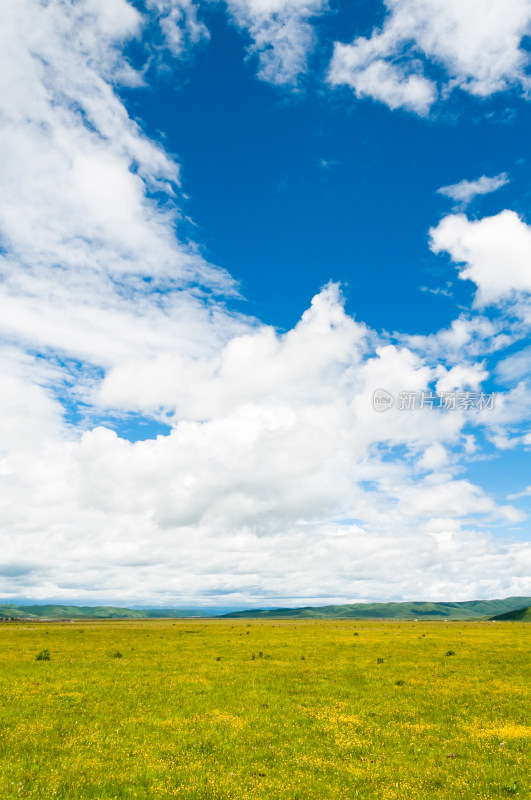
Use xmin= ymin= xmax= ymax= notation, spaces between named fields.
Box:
xmin=0 ymin=619 xmax=529 ymax=799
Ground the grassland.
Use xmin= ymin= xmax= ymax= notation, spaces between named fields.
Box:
xmin=0 ymin=619 xmax=529 ymax=800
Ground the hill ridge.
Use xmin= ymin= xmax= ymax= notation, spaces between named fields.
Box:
xmin=0 ymin=604 xmax=206 ymax=620
xmin=489 ymin=605 xmax=531 ymax=622
xmin=221 ymin=596 xmax=531 ymax=620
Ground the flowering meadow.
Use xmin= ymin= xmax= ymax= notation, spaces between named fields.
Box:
xmin=0 ymin=619 xmax=529 ymax=799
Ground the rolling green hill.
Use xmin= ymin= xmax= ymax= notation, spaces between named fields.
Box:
xmin=490 ymin=605 xmax=531 ymax=622
xmin=222 ymin=596 xmax=531 ymax=620
xmin=0 ymin=605 xmax=204 ymax=620
xmin=3 ymin=597 xmax=530 ymax=621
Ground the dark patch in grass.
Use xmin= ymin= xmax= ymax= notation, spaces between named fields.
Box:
xmin=35 ymin=649 xmax=51 ymax=661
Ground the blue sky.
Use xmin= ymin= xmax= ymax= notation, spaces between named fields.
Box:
xmin=124 ymin=5 xmax=531 ymax=335
xmin=0 ymin=0 xmax=530 ymax=608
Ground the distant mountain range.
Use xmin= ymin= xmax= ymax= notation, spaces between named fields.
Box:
xmin=1 ymin=597 xmax=530 ymax=621
xmin=221 ymin=597 xmax=531 ymax=620
xmin=0 ymin=605 xmax=204 ymax=620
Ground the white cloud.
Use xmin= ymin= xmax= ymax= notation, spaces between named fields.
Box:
xmin=400 ymin=314 xmax=515 ymax=364
xmin=496 ymin=345 xmax=531 ymax=383
xmin=328 ymin=44 xmax=436 ymax=115
xmin=328 ymin=0 xmax=531 ymax=113
xmin=430 ymin=210 xmax=531 ymax=309
xmin=417 ymin=443 xmax=448 ymax=471
xmin=145 ymin=0 xmax=209 ymax=57
xmin=0 ymin=1 xmax=529 ymax=606
xmin=0 ymin=0 xmax=230 ymax=287
xmin=420 ymin=282 xmax=453 ymax=298
xmin=435 ymin=363 xmax=488 ymax=394
xmin=437 ymin=172 xmax=509 ymax=208
xmin=508 ymin=485 xmax=531 ymax=500
xmin=224 ymin=0 xmax=328 ymax=85
xmin=2 ymin=279 xmax=528 ymax=604
xmin=0 ymin=0 xmax=245 ymax=376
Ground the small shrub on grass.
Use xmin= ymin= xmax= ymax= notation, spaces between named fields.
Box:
xmin=445 ymin=650 xmax=456 ymax=657
xmin=112 ymin=651 xmax=123 ymax=659
xmin=35 ymin=649 xmax=51 ymax=661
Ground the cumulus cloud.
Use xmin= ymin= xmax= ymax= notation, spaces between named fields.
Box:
xmin=2 ymin=278 xmax=528 ymax=604
xmin=224 ymin=0 xmax=328 ymax=85
xmin=437 ymin=173 xmax=509 ymax=208
xmin=435 ymin=364 xmax=489 ymax=393
xmin=328 ymin=44 xmax=436 ymax=115
xmin=430 ymin=210 xmax=531 ymax=309
xmin=328 ymin=0 xmax=531 ymax=113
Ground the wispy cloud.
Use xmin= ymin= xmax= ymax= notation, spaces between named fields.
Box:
xmin=420 ymin=283 xmax=453 ymax=298
xmin=145 ymin=0 xmax=209 ymax=58
xmin=496 ymin=345 xmax=531 ymax=383
xmin=319 ymin=159 xmax=338 ymax=170
xmin=508 ymin=485 xmax=531 ymax=500
xmin=437 ymin=173 xmax=509 ymax=208
xmin=224 ymin=0 xmax=329 ymax=86
xmin=0 ymin=0 xmax=243 ymax=371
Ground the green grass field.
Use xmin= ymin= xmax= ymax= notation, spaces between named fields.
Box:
xmin=0 ymin=619 xmax=529 ymax=799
